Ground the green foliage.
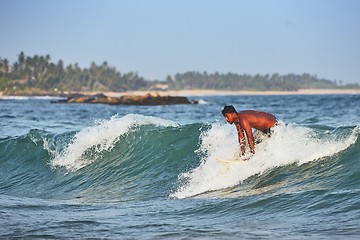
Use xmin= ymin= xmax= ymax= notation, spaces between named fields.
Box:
xmin=0 ymin=52 xmax=150 ymax=92
xmin=168 ymin=71 xmax=347 ymax=91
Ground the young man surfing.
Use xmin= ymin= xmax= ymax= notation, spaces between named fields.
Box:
xmin=222 ymin=105 xmax=278 ymax=157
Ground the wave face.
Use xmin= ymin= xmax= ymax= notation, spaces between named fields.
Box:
xmin=1 ymin=113 xmax=359 ymax=206
xmin=0 ymin=114 xmax=201 ymax=202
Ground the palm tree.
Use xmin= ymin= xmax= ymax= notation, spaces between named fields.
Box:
xmin=3 ymin=59 xmax=9 ymax=74
xmin=56 ymin=60 xmax=64 ymax=79
xmin=0 ymin=58 xmax=10 ymax=77
xmin=17 ymin=51 xmax=25 ymax=78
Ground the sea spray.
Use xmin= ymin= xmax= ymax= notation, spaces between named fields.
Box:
xmin=51 ymin=114 xmax=178 ymax=171
xmin=172 ymin=124 xmax=360 ymax=198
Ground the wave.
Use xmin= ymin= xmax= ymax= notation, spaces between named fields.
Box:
xmin=50 ymin=114 xmax=179 ymax=171
xmin=171 ymin=123 xmax=360 ymax=198
xmin=0 ymin=115 xmax=202 ymax=202
xmin=1 ymin=114 xmax=359 ymax=203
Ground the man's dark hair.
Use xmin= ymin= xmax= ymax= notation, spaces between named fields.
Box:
xmin=222 ymin=105 xmax=237 ymax=115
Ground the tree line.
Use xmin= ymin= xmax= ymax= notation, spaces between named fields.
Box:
xmin=166 ymin=71 xmax=359 ymax=91
xmin=0 ymin=52 xmax=150 ymax=94
xmin=0 ymin=52 xmax=358 ymax=94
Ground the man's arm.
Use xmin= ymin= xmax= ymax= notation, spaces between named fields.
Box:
xmin=236 ymin=124 xmax=246 ymax=155
xmin=241 ymin=120 xmax=255 ymax=154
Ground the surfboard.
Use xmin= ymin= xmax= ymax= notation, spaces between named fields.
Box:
xmin=216 ymin=157 xmax=248 ymax=164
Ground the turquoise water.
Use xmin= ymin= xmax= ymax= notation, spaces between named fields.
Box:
xmin=1 ymin=94 xmax=360 ymax=239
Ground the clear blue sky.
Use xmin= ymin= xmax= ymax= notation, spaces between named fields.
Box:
xmin=1 ymin=0 xmax=359 ymax=83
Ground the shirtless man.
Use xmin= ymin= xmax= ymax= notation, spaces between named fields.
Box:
xmin=222 ymin=105 xmax=277 ymax=156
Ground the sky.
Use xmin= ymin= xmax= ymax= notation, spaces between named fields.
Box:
xmin=0 ymin=0 xmax=359 ymax=83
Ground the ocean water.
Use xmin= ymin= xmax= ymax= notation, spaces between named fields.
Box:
xmin=1 ymin=94 xmax=360 ymax=239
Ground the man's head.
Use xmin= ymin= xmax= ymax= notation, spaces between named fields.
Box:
xmin=222 ymin=105 xmax=238 ymax=124
xmin=222 ymin=105 xmax=237 ymax=115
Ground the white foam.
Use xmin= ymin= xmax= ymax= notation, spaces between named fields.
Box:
xmin=0 ymin=96 xmax=65 ymax=100
xmin=51 ymin=114 xmax=178 ymax=171
xmin=197 ymin=99 xmax=208 ymax=105
xmin=172 ymin=123 xmax=359 ymax=199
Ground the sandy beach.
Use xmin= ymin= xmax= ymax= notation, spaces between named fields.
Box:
xmin=103 ymin=89 xmax=360 ymax=97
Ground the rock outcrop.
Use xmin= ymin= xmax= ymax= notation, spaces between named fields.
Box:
xmin=51 ymin=93 xmax=197 ymax=105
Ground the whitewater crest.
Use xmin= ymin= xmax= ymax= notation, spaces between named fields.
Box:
xmin=171 ymin=123 xmax=360 ymax=199
xmin=51 ymin=114 xmax=178 ymax=171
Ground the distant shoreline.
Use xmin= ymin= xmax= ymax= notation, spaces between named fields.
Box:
xmin=1 ymin=89 xmax=360 ymax=98
xmin=103 ymin=89 xmax=360 ymax=97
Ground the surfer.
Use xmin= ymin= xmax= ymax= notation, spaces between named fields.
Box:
xmin=222 ymin=105 xmax=277 ymax=156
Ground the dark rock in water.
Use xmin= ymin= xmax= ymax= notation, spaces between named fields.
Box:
xmin=51 ymin=93 xmax=197 ymax=105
